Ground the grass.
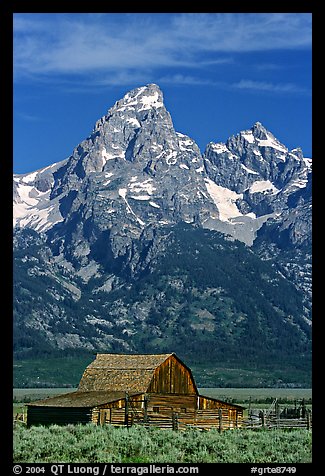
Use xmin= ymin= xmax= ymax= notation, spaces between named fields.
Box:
xmin=13 ymin=424 xmax=311 ymax=463
xmin=199 ymin=387 xmax=312 ymax=404
xmin=13 ymin=387 xmax=76 ymax=402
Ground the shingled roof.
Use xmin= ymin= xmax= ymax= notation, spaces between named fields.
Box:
xmin=78 ymin=353 xmax=174 ymax=393
xmin=27 ymin=391 xmax=140 ymax=408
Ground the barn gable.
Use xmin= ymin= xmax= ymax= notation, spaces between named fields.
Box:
xmin=147 ymin=354 xmax=197 ymax=394
xmin=78 ymin=352 xmax=197 ymax=395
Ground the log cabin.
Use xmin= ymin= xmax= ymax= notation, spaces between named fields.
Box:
xmin=27 ymin=353 xmax=244 ymax=429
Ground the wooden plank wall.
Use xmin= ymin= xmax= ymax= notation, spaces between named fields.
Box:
xmin=147 ymin=356 xmax=197 ymax=395
xmin=92 ymin=406 xmax=242 ymax=430
xmin=90 ymin=392 xmax=243 ymax=429
xmin=147 ymin=393 xmax=197 ymax=411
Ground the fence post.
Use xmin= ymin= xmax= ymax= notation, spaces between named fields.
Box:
xmin=306 ymin=410 xmax=311 ymax=430
xmin=260 ymin=410 xmax=265 ymax=428
xmin=143 ymin=394 xmax=148 ymax=423
xmin=218 ymin=408 xmax=223 ymax=433
xmin=301 ymin=399 xmax=306 ymax=419
xmin=275 ymin=400 xmax=280 ymax=428
xmin=125 ymin=392 xmax=129 ymax=428
xmin=172 ymin=412 xmax=179 ymax=431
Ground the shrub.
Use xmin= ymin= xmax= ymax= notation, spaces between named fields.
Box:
xmin=13 ymin=425 xmax=312 ymax=463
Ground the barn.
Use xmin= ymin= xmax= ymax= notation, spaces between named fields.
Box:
xmin=27 ymin=353 xmax=244 ymax=429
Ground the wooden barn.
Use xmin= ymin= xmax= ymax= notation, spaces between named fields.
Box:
xmin=27 ymin=353 xmax=244 ymax=430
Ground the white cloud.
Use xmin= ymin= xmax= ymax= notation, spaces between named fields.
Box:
xmin=158 ymin=74 xmax=216 ymax=86
xmin=233 ymin=79 xmax=310 ymax=94
xmin=16 ymin=112 xmax=43 ymax=122
xmin=172 ymin=13 xmax=311 ymax=52
xmin=14 ymin=13 xmax=311 ymax=82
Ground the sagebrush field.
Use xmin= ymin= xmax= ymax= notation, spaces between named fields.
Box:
xmin=13 ymin=424 xmax=311 ymax=463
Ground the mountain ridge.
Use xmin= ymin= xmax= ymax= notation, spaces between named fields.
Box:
xmin=13 ymin=84 xmax=311 ymax=248
xmin=13 ymin=83 xmax=312 ymax=386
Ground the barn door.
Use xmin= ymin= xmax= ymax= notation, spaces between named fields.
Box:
xmin=229 ymin=409 xmax=236 ymax=428
xmin=99 ymin=409 xmax=111 ymax=425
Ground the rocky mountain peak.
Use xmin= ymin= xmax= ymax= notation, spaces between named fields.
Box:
xmin=13 ymin=84 xmax=311 ymax=252
xmin=93 ymin=83 xmax=165 ymax=133
xmin=251 ymin=121 xmax=269 ymax=140
xmin=111 ymin=83 xmax=164 ymax=113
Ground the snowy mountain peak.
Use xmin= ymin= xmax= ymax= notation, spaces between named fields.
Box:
xmin=251 ymin=121 xmax=268 ymax=140
xmin=235 ymin=122 xmax=288 ymax=154
xmin=111 ymin=83 xmax=164 ymax=114
xmin=93 ymin=84 xmax=165 ymax=134
xmin=13 ymin=85 xmax=311 ymax=251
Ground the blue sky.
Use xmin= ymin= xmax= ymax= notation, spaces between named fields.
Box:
xmin=13 ymin=13 xmax=312 ymax=174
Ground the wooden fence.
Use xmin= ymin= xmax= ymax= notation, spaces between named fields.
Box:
xmin=98 ymin=407 xmax=312 ymax=431
xmin=242 ymin=410 xmax=312 ymax=431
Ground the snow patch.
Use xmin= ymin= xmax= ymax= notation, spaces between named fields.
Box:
xmin=285 ymin=178 xmax=308 ymax=191
xmin=129 ymin=179 xmax=156 ymax=195
xmin=210 ymin=143 xmax=229 ymax=154
xmin=101 ymin=147 xmax=125 ymax=164
xmin=165 ymin=150 xmax=178 ymax=165
xmin=205 ymin=179 xmax=244 ymax=222
xmin=257 ymin=134 xmax=287 ymax=153
xmin=249 ymin=180 xmax=279 ymax=194
xmin=241 ymin=131 xmax=255 ymax=143
xmin=118 ymin=188 xmax=145 ymax=226
xmin=303 ymin=157 xmax=312 ymax=169
xmin=177 ymin=133 xmax=195 ymax=151
xmin=138 ymin=91 xmax=164 ymax=111
xmin=126 ymin=117 xmax=141 ymax=128
xmin=156 ymin=149 xmax=178 ymax=164
xmin=118 ymin=188 xmax=127 ymax=200
xmin=130 ymin=195 xmax=151 ymax=201
xmin=21 ymin=172 xmax=38 ymax=184
xmin=241 ymin=164 xmax=259 ymax=175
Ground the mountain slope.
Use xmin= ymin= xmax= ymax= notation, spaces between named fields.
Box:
xmin=13 ymin=224 xmax=311 ymax=386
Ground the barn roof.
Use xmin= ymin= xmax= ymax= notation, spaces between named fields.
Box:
xmin=27 ymin=391 xmax=139 ymax=408
xmin=78 ymin=353 xmax=175 ymax=393
xmin=199 ymin=394 xmax=245 ymax=410
xmin=89 ymin=353 xmax=174 ymax=369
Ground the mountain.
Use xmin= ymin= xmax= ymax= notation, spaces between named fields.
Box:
xmin=13 ymin=84 xmax=312 ymax=386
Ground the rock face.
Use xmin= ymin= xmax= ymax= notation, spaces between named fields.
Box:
xmin=13 ymin=84 xmax=312 ymax=381
xmin=203 ymin=121 xmax=312 ymax=244
xmin=14 ymin=84 xmax=220 ymax=265
xmin=13 ymin=84 xmax=311 ymax=250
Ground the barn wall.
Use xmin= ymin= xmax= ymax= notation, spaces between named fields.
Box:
xmin=147 ymin=393 xmax=197 ymax=412
xmin=27 ymin=406 xmax=92 ymax=426
xmin=90 ymin=395 xmax=244 ymax=429
xmin=199 ymin=396 xmax=242 ymax=411
xmin=198 ymin=396 xmax=243 ymax=421
xmin=147 ymin=355 xmax=197 ymax=394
